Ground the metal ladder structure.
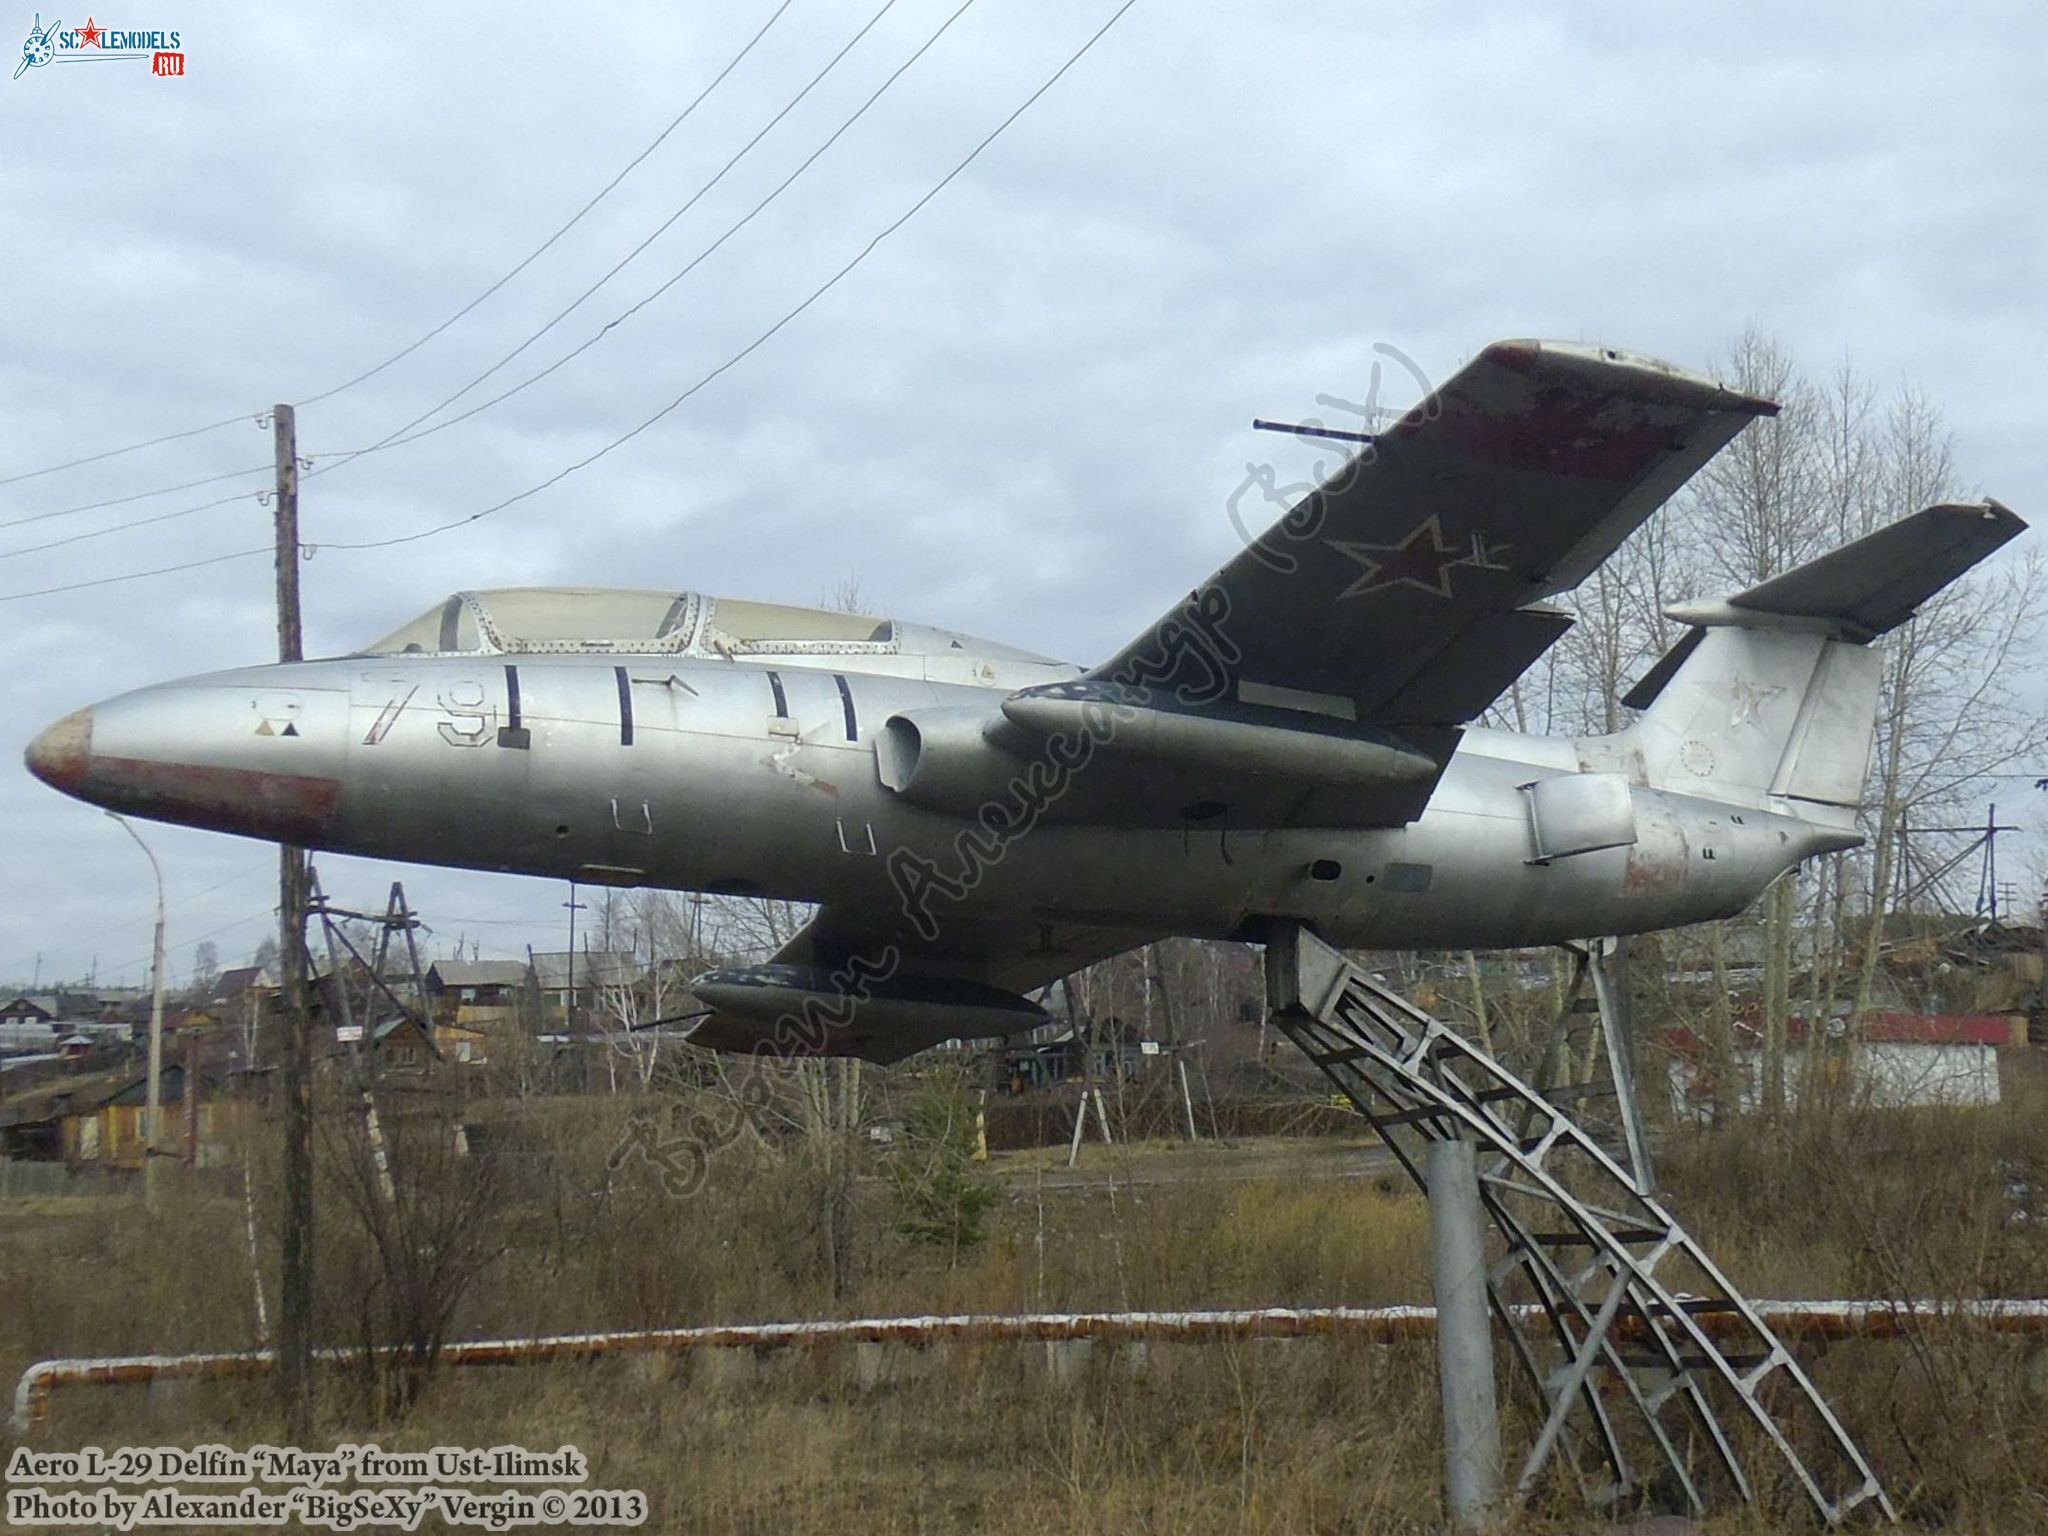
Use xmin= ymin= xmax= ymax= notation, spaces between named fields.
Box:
xmin=1265 ymin=925 xmax=1893 ymax=1525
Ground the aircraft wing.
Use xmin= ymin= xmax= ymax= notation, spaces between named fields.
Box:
xmin=1056 ymin=340 xmax=1777 ymax=824
xmin=681 ymin=908 xmax=1159 ymax=1063
xmin=773 ymin=906 xmax=1154 ymax=994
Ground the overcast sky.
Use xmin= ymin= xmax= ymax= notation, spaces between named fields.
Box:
xmin=2 ymin=0 xmax=2042 ymax=990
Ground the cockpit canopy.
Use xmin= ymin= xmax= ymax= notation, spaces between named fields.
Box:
xmin=358 ymin=589 xmax=1066 ymax=673
xmin=363 ymin=589 xmax=890 ymax=657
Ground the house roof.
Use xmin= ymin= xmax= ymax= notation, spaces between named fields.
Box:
xmin=1855 ymin=1012 xmax=2017 ymax=1046
xmin=205 ymin=965 xmax=275 ymax=1004
xmin=102 ymin=1062 xmax=213 ymax=1108
xmin=0 ymin=1067 xmax=133 ymax=1127
xmin=428 ymin=960 xmax=530 ymax=989
xmin=529 ymin=951 xmax=641 ymax=990
xmin=369 ymin=1014 xmax=441 ymax=1060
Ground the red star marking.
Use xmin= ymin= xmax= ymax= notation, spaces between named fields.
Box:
xmin=1326 ymin=515 xmax=1511 ymax=600
xmin=76 ymin=17 xmax=103 ymax=46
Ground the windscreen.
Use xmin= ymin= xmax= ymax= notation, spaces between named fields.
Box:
xmin=359 ymin=590 xmax=696 ymax=654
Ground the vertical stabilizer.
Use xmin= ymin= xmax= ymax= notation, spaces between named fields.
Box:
xmin=1621 ymin=628 xmax=1880 ymax=825
xmin=1598 ymin=502 xmax=2023 ymax=827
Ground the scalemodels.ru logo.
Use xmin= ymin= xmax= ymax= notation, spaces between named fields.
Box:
xmin=14 ymin=13 xmax=185 ymax=79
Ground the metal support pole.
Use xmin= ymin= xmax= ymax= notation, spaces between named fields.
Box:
xmin=1428 ymin=1137 xmax=1501 ymax=1533
xmin=1588 ymin=937 xmax=1654 ymax=1192
xmin=105 ymin=814 xmax=165 ymax=1210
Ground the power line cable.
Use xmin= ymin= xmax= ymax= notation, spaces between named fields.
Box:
xmin=92 ymin=905 xmax=282 ymax=990
xmin=293 ymin=0 xmax=798 ymax=410
xmin=312 ymin=0 xmax=978 ymax=474
xmin=0 ymin=854 xmax=279 ymax=982
xmin=0 ymin=545 xmax=269 ymax=602
xmin=0 ymin=486 xmax=268 ymax=561
xmin=0 ymin=461 xmax=272 ymax=535
xmin=0 ymin=0 xmax=796 ymax=489
xmin=320 ymin=0 xmax=1138 ymax=554
xmin=0 ymin=415 xmax=256 ymax=493
xmin=330 ymin=0 xmax=907 ymax=460
xmin=0 ymin=0 xmax=1138 ymax=601
xmin=2 ymin=0 xmax=934 ymax=559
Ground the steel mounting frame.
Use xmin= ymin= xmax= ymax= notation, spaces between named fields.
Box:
xmin=1265 ymin=925 xmax=1893 ymax=1526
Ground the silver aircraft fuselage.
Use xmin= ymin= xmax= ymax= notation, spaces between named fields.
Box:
xmin=26 ymin=647 xmax=1840 ymax=951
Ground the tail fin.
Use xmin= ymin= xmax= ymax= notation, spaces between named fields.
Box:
xmin=1600 ymin=502 xmax=2025 ymax=825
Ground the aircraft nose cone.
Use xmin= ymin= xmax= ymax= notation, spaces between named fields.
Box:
xmin=24 ymin=707 xmax=93 ymax=795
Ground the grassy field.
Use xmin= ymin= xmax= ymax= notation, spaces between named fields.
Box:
xmin=5 ymin=1094 xmax=2047 ymax=1533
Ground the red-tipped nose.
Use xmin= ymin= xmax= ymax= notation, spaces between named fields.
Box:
xmin=24 ymin=707 xmax=93 ymax=794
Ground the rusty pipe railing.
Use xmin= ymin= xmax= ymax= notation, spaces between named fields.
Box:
xmin=16 ymin=1299 xmax=2048 ymax=1435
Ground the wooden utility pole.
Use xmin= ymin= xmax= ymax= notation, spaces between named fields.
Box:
xmin=272 ymin=403 xmax=314 ymax=1439
xmin=184 ymin=1027 xmax=200 ymax=1165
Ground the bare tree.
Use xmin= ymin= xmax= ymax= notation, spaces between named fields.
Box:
xmin=190 ymin=939 xmax=221 ymax=997
xmin=320 ymin=1088 xmax=506 ymax=1419
xmin=821 ymin=573 xmax=870 ymax=617
xmin=1844 ymin=393 xmax=2046 ymax=1037
xmin=1684 ymin=328 xmax=1829 ymax=587
xmin=1533 ymin=331 xmax=2044 ymax=1116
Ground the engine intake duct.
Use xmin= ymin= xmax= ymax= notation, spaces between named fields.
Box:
xmin=874 ymin=689 xmax=1438 ymax=820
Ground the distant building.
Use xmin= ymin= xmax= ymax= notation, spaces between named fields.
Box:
xmin=422 ymin=960 xmax=543 ymax=1065
xmin=0 ymin=1061 xmax=241 ymax=1167
xmin=177 ymin=966 xmax=277 ymax=1039
xmin=203 ymin=965 xmax=276 ymax=1007
xmin=425 ymin=960 xmax=530 ymax=1045
xmin=529 ymin=951 xmax=641 ymax=1025
xmin=0 ymin=1019 xmax=60 ymax=1056
xmin=1663 ymin=1012 xmax=2027 ymax=1113
xmin=369 ymin=1014 xmax=439 ymax=1074
xmin=988 ymin=1017 xmax=1159 ymax=1094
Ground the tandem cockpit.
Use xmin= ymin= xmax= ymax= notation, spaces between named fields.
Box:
xmin=357 ymin=588 xmax=1081 ymax=690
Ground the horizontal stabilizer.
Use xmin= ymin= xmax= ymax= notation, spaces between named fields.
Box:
xmin=1628 ymin=502 xmax=2026 ymax=711
xmin=1665 ymin=501 xmax=2026 ymax=641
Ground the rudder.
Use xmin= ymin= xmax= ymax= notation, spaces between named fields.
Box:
xmin=1600 ymin=501 xmax=2023 ymax=826
xmin=1620 ymin=627 xmax=1881 ymax=826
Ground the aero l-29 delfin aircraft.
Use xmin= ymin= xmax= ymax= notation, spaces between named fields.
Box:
xmin=25 ymin=342 xmax=2026 ymax=1061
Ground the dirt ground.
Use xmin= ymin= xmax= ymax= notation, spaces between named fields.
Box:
xmin=5 ymin=1101 xmax=2047 ymax=1532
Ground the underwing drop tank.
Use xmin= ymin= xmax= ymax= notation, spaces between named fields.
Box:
xmin=687 ymin=964 xmax=1053 ymax=1064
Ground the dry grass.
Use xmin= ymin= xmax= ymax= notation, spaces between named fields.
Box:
xmin=4 ymin=1094 xmax=2047 ymax=1532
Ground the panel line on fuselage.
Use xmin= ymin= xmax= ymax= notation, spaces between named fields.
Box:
xmin=832 ymin=673 xmax=858 ymax=742
xmin=497 ymin=664 xmax=531 ymax=751
xmin=614 ymin=665 xmax=634 ymax=747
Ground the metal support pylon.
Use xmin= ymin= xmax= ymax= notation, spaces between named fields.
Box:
xmin=1265 ymin=925 xmax=1893 ymax=1526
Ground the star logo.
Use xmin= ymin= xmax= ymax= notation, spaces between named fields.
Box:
xmin=1325 ymin=515 xmax=1512 ymax=600
xmin=75 ymin=15 xmax=100 ymax=46
xmin=1727 ymin=679 xmax=1786 ymax=730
